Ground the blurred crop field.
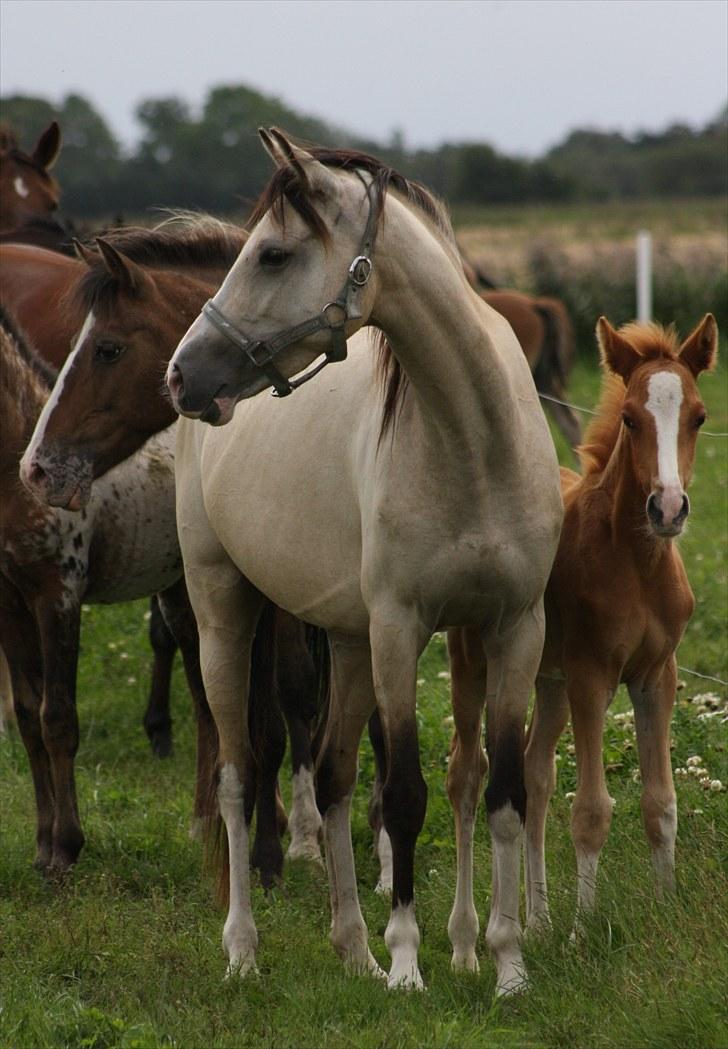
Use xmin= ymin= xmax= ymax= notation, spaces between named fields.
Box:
xmin=1 ymin=199 xmax=726 ymax=1049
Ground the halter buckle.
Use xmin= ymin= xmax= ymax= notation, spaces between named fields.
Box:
xmin=246 ymin=341 xmax=275 ymax=367
xmin=348 ymin=255 xmax=372 ymax=287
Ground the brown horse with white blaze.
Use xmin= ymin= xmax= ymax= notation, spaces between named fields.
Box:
xmin=0 ymin=122 xmax=61 ymax=231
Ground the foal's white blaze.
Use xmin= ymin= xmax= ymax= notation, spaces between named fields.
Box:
xmin=218 ymin=763 xmax=258 ymax=977
xmin=645 ymin=371 xmax=685 ymax=520
xmin=385 ymin=902 xmax=424 ymax=990
xmin=13 ymin=176 xmax=30 ymax=198
xmin=21 ymin=311 xmax=95 ymax=475
xmin=286 ymin=767 xmax=323 ymax=863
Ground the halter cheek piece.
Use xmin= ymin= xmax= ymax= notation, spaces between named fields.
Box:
xmin=201 ymin=176 xmax=380 ymax=398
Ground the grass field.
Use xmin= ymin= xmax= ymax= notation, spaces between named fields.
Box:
xmin=1 ymin=354 xmax=726 ymax=1048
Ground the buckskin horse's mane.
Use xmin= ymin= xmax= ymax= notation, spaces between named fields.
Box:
xmin=72 ymin=213 xmax=248 ymax=315
xmin=249 ymin=143 xmax=463 ymax=440
xmin=578 ymin=322 xmax=683 ymax=477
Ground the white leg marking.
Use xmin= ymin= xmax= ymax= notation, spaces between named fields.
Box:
xmin=486 ymin=803 xmax=527 ymax=996
xmin=325 ymin=794 xmax=384 ymax=979
xmin=286 ymin=767 xmax=323 ymax=864
xmin=385 ymin=902 xmax=424 ymax=990
xmin=218 ymin=763 xmax=258 ymax=978
xmin=374 ymin=826 xmax=393 ymax=896
xmin=646 ymin=371 xmax=685 ymax=519
xmin=448 ymin=796 xmax=480 ymax=972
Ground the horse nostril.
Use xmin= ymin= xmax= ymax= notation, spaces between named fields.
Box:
xmin=676 ymin=493 xmax=690 ymax=522
xmin=167 ymin=363 xmax=184 ymax=401
xmin=646 ymin=493 xmax=662 ymax=525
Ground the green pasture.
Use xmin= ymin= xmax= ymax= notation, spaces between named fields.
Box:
xmin=1 ymin=359 xmax=726 ymax=1049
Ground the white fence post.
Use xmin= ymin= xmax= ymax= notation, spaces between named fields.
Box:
xmin=636 ymin=230 xmax=652 ymax=323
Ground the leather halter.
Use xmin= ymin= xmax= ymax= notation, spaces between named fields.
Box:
xmin=201 ymin=174 xmax=379 ymax=397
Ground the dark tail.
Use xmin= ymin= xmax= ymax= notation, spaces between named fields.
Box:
xmin=532 ymin=298 xmax=582 ymax=450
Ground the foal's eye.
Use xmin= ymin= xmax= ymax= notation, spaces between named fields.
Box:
xmin=622 ymin=414 xmax=637 ymax=430
xmin=694 ymin=413 xmax=706 ymax=429
xmin=259 ymin=247 xmax=290 ymax=268
xmin=94 ymin=341 xmax=125 ymax=363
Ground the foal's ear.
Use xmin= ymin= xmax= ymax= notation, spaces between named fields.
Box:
xmin=32 ymin=121 xmax=62 ymax=171
xmin=95 ymin=238 xmax=149 ymax=295
xmin=679 ymin=313 xmax=718 ymax=377
xmin=596 ymin=316 xmax=642 ymax=381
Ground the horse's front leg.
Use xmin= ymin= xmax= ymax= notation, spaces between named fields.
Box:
xmin=34 ymin=597 xmax=84 ymax=872
xmin=446 ymin=626 xmax=488 ymax=972
xmin=184 ymin=551 xmax=264 ymax=978
xmin=483 ymin=605 xmax=545 ymax=996
xmin=314 ymin=633 xmax=384 ymax=979
xmin=369 ymin=609 xmax=428 ymax=990
xmin=629 ymin=659 xmax=678 ymax=897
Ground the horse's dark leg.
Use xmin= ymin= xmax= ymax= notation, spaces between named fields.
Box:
xmin=277 ymin=613 xmax=324 ymax=862
xmin=0 ymin=581 xmax=54 ymax=869
xmin=366 ymin=709 xmax=392 ymax=894
xmin=315 ymin=633 xmax=382 ymax=976
xmin=156 ymin=579 xmax=217 ymax=836
xmin=142 ymin=595 xmax=176 ymax=758
xmin=34 ymin=597 xmax=85 ymax=872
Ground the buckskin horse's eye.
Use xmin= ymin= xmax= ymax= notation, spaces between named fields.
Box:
xmin=259 ymin=247 xmax=290 ymax=268
xmin=94 ymin=341 xmax=125 ymax=363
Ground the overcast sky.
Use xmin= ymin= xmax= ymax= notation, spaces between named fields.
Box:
xmin=2 ymin=0 xmax=726 ymax=156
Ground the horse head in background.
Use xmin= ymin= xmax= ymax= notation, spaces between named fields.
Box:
xmin=0 ymin=121 xmax=62 ymax=231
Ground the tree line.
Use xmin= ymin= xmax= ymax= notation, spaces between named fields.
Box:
xmin=1 ymin=87 xmax=725 ymax=220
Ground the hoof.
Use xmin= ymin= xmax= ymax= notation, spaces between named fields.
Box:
xmin=286 ymin=841 xmax=324 ymax=866
xmin=451 ymin=950 xmax=479 ymax=974
xmin=387 ymin=966 xmax=425 ymax=991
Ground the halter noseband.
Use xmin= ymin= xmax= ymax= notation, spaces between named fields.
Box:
xmin=201 ymin=175 xmax=380 ymax=398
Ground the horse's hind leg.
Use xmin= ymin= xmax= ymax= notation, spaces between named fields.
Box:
xmin=156 ymin=579 xmax=218 ymax=837
xmin=629 ymin=661 xmax=678 ymax=897
xmin=524 ymin=675 xmax=570 ymax=930
xmin=483 ymin=607 xmax=545 ymax=996
xmin=369 ymin=609 xmax=428 ymax=990
xmin=276 ymin=613 xmax=323 ymax=864
xmin=314 ymin=633 xmax=383 ymax=979
xmin=142 ymin=595 xmax=176 ymax=758
xmin=446 ymin=626 xmax=488 ymax=973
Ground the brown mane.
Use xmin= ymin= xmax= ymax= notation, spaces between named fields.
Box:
xmin=71 ymin=213 xmax=247 ymax=316
xmin=578 ymin=322 xmax=682 ymax=476
xmin=248 ymin=139 xmax=460 ymax=440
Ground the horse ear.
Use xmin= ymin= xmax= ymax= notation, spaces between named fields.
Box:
xmin=95 ymin=238 xmax=148 ymax=294
xmin=259 ymin=126 xmax=337 ymax=195
xmin=596 ymin=316 xmax=641 ymax=381
xmin=72 ymin=239 xmax=97 ymax=267
xmin=678 ymin=313 xmax=718 ymax=377
xmin=32 ymin=121 xmax=62 ymax=171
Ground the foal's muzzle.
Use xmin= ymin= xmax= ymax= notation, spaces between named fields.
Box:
xmin=646 ymin=491 xmax=690 ymax=537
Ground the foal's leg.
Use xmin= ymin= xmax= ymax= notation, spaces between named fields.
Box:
xmin=369 ymin=610 xmax=428 ymax=990
xmin=446 ymin=626 xmax=488 ymax=973
xmin=315 ymin=633 xmax=383 ymax=978
xmin=524 ymin=675 xmax=570 ymax=930
xmin=567 ymin=665 xmax=615 ymax=927
xmin=629 ymin=660 xmax=678 ymax=897
xmin=483 ymin=606 xmax=545 ymax=996
xmin=142 ymin=595 xmax=176 ymax=758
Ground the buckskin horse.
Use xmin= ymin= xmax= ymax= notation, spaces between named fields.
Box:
xmin=166 ymin=130 xmax=562 ymax=991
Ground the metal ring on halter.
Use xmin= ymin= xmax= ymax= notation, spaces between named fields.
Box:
xmin=348 ymin=255 xmax=373 ymax=287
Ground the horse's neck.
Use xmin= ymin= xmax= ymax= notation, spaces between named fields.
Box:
xmin=371 ymin=199 xmax=533 ymax=469
xmin=595 ymin=435 xmax=672 ymax=572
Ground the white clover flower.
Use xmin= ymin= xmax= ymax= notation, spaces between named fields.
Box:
xmin=565 ymin=791 xmax=576 ymax=801
xmin=416 ymin=678 xmax=425 ymax=687
xmin=119 ymin=651 xmax=129 ymax=660
xmin=710 ymin=780 xmax=723 ymax=792
xmin=674 ymin=767 xmax=688 ymax=777
xmin=127 ymin=676 xmax=137 ymax=685
xmin=81 ymin=604 xmax=91 ymax=613
xmin=143 ymin=609 xmax=152 ymax=622
xmin=107 ymin=641 xmax=118 ymax=651
xmin=686 ymin=755 xmax=703 ymax=767
xmin=437 ymin=670 xmax=451 ymax=681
